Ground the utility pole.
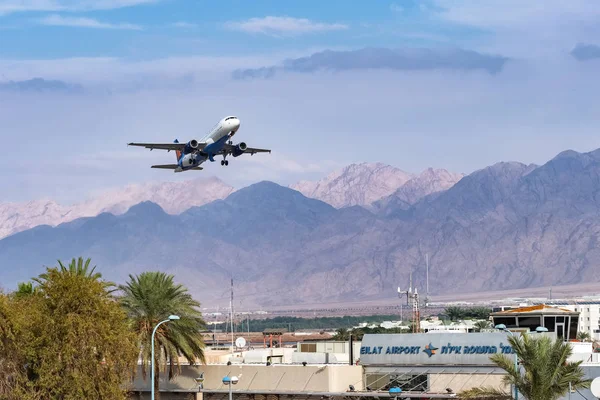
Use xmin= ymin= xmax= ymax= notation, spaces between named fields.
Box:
xmin=425 ymin=253 xmax=429 ymax=307
xmin=230 ymin=278 xmax=234 ymax=356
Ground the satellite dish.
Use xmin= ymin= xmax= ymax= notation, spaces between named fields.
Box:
xmin=235 ymin=337 xmax=246 ymax=348
xmin=591 ymin=377 xmax=600 ymax=398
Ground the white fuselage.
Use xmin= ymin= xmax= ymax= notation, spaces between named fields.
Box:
xmin=200 ymin=116 xmax=241 ymax=145
xmin=177 ymin=116 xmax=241 ymax=171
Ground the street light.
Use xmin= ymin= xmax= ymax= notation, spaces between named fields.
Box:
xmin=151 ymin=315 xmax=180 ymax=400
xmin=223 ymin=375 xmax=239 ymax=400
xmin=194 ymin=372 xmax=205 ymax=392
xmin=495 ymin=324 xmax=518 ymax=400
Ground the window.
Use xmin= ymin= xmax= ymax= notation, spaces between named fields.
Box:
xmin=570 ymin=316 xmax=579 ymax=340
xmin=389 ymin=374 xmax=428 ymax=392
xmin=494 ymin=317 xmax=517 ymax=327
xmin=300 ymin=343 xmax=317 ymax=353
xmin=517 ymin=316 xmax=542 ymax=330
xmin=544 ymin=316 xmax=556 ymax=332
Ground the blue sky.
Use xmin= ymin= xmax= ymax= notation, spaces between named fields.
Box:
xmin=1 ymin=0 xmax=600 ymax=203
xmin=0 ymin=0 xmax=484 ymax=59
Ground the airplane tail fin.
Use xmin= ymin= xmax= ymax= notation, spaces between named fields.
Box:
xmin=174 ymin=139 xmax=182 ymax=161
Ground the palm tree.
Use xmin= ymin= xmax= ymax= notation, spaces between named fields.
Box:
xmin=118 ymin=271 xmax=206 ymax=399
xmin=332 ymin=328 xmax=350 ymax=341
xmin=34 ymin=257 xmax=115 ymax=293
xmin=34 ymin=257 xmax=101 ymax=282
xmin=473 ymin=320 xmax=492 ymax=332
xmin=444 ymin=306 xmax=464 ymax=321
xmin=14 ymin=281 xmax=35 ymax=298
xmin=577 ymin=331 xmax=591 ymax=342
xmin=460 ymin=333 xmax=591 ymax=400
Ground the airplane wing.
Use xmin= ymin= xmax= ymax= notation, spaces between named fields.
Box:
xmin=151 ymin=164 xmax=203 ymax=170
xmin=128 ymin=142 xmax=207 ymax=151
xmin=222 ymin=143 xmax=271 ymax=156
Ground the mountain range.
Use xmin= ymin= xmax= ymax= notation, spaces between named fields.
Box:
xmin=2 ymin=148 xmax=600 ymax=308
xmin=0 ymin=177 xmax=234 ymax=240
xmin=0 ymin=164 xmax=459 ymax=240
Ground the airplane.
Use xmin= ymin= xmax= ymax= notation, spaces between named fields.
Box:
xmin=127 ymin=116 xmax=271 ymax=172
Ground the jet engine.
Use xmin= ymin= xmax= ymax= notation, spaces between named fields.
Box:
xmin=180 ymin=153 xmax=197 ymax=166
xmin=231 ymin=142 xmax=247 ymax=157
xmin=183 ymin=139 xmax=199 ymax=154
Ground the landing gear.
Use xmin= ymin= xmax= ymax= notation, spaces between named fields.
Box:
xmin=221 ymin=160 xmax=229 ymax=166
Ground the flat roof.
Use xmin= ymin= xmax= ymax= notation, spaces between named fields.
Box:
xmin=491 ymin=304 xmax=579 ymax=315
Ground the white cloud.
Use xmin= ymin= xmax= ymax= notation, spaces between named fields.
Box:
xmin=224 ymin=16 xmax=348 ymax=36
xmin=390 ymin=3 xmax=404 ymax=12
xmin=0 ymin=51 xmax=323 ymax=85
xmin=0 ymin=0 xmax=160 ymax=15
xmin=171 ymin=21 xmax=197 ymax=28
xmin=430 ymin=0 xmax=600 ymax=58
xmin=37 ymin=14 xmax=142 ymax=30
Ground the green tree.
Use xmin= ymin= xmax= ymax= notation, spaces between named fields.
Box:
xmin=459 ymin=333 xmax=591 ymax=400
xmin=0 ymin=264 xmax=138 ymax=399
xmin=473 ymin=320 xmax=492 ymax=332
xmin=469 ymin=307 xmax=492 ymax=320
xmin=332 ymin=328 xmax=350 ymax=341
xmin=119 ymin=271 xmax=207 ymax=399
xmin=0 ymin=292 xmax=30 ymax=399
xmin=14 ymin=281 xmax=35 ymax=298
xmin=577 ymin=331 xmax=591 ymax=342
xmin=444 ymin=306 xmax=464 ymax=321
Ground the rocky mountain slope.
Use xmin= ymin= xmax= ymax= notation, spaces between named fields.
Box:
xmin=290 ymin=162 xmax=413 ymax=208
xmin=0 ymin=177 xmax=233 ymax=240
xmin=2 ymin=148 xmax=600 ymax=308
xmin=369 ymin=168 xmax=465 ymax=213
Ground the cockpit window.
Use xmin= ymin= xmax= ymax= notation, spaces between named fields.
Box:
xmin=225 ymin=116 xmax=237 ymax=121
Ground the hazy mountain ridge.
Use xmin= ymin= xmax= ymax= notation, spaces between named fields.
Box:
xmin=0 ymin=177 xmax=234 ymax=240
xmin=0 ymin=162 xmax=460 ymax=240
xmin=290 ymin=162 xmax=413 ymax=208
xmin=2 ymin=148 xmax=600 ymax=307
xmin=370 ymin=168 xmax=465 ymax=214
xmin=290 ymin=163 xmax=464 ymax=209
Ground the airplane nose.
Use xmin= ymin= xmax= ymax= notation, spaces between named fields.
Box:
xmin=232 ymin=119 xmax=240 ymax=131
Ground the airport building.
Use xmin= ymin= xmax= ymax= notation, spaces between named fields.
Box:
xmin=129 ymin=306 xmax=600 ymax=399
xmin=130 ymin=333 xmax=514 ymax=399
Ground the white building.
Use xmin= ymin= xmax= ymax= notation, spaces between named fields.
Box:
xmin=545 ymin=301 xmax=600 ymax=340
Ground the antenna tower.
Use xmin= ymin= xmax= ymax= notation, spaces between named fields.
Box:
xmin=397 ymin=269 xmax=421 ymax=333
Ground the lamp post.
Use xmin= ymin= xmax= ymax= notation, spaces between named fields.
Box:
xmin=223 ymin=375 xmax=239 ymax=400
xmin=495 ymin=324 xmax=518 ymax=400
xmin=151 ymin=315 xmax=180 ymax=400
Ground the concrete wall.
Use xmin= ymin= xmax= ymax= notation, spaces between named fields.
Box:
xmin=131 ymin=364 xmax=363 ymax=394
xmin=429 ymin=373 xmax=506 ymax=393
